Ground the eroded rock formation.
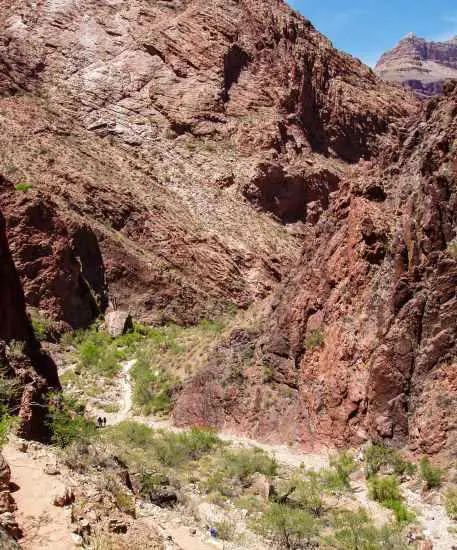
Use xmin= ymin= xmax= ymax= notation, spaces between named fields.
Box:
xmin=0 ymin=0 xmax=414 ymax=326
xmin=175 ymin=83 xmax=457 ymax=460
xmin=0 ymin=206 xmax=59 ymax=439
xmin=376 ymin=33 xmax=457 ymax=98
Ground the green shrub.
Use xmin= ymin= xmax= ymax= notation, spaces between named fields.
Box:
xmin=130 ymin=350 xmax=175 ymax=416
xmin=213 ymin=520 xmax=236 ymax=541
xmin=30 ymin=310 xmax=59 ymax=342
xmin=107 ymin=423 xmax=221 ymax=468
xmin=445 ymin=488 xmax=457 ymax=520
xmin=368 ymin=476 xmax=401 ymax=503
xmin=328 ymin=452 xmax=356 ymax=490
xmin=364 ymin=444 xmax=415 ymax=479
xmin=0 ymin=405 xmax=14 ymax=448
xmin=113 ymin=490 xmax=135 ymax=516
xmin=76 ymin=330 xmax=124 ymax=377
xmin=383 ymin=499 xmax=415 ymax=524
xmin=198 ymin=319 xmax=224 ymax=333
xmin=153 ymin=428 xmax=222 ymax=467
xmin=14 ymin=183 xmax=33 ymax=192
xmin=420 ymin=458 xmax=443 ymax=489
xmin=47 ymin=394 xmax=96 ymax=448
xmin=288 ymin=472 xmax=325 ymax=517
xmin=108 ymin=420 xmax=153 ymax=449
xmin=255 ymin=503 xmax=320 ymax=549
xmin=221 ymin=447 xmax=278 ymax=482
xmin=321 ymin=508 xmax=409 ymax=550
xmin=304 ymin=330 xmax=324 ymax=350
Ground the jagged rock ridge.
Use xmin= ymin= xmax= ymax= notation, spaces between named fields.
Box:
xmin=375 ymin=33 xmax=457 ymax=97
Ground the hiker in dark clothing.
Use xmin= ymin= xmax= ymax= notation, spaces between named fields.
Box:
xmin=97 ymin=417 xmax=103 ymax=428
xmin=103 ymin=417 xmax=107 ymax=427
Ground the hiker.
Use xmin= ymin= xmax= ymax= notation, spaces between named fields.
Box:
xmin=103 ymin=417 xmax=107 ymax=427
xmin=97 ymin=417 xmax=103 ymax=428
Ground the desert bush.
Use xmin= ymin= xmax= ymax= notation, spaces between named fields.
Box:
xmin=364 ymin=444 xmax=415 ymax=479
xmin=445 ymin=488 xmax=457 ymax=520
xmin=29 ymin=309 xmax=59 ymax=342
xmin=213 ymin=519 xmax=236 ymax=541
xmin=220 ymin=447 xmax=278 ymax=482
xmin=47 ymin=394 xmax=96 ymax=448
xmin=234 ymin=495 xmax=265 ymax=514
xmin=367 ymin=476 xmax=414 ymax=524
xmin=152 ymin=427 xmax=222 ymax=467
xmin=383 ymin=499 xmax=415 ymax=524
xmin=419 ymin=457 xmax=443 ymax=489
xmin=304 ymin=330 xmax=324 ymax=350
xmin=255 ymin=503 xmax=320 ymax=549
xmin=6 ymin=341 xmax=25 ymax=360
xmin=113 ymin=490 xmax=135 ymax=517
xmin=288 ymin=472 xmax=325 ymax=517
xmin=76 ymin=330 xmax=124 ymax=377
xmin=107 ymin=421 xmax=153 ymax=449
xmin=0 ymin=405 xmax=14 ymax=448
xmin=327 ymin=452 xmax=356 ymax=490
xmin=105 ymin=423 xmax=221 ymax=468
xmin=321 ymin=508 xmax=409 ymax=550
xmin=14 ymin=183 xmax=33 ymax=192
xmin=130 ymin=350 xmax=175 ymax=416
xmin=368 ymin=475 xmax=401 ymax=503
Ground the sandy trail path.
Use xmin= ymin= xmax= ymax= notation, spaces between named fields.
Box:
xmin=3 ymin=443 xmax=75 ymax=550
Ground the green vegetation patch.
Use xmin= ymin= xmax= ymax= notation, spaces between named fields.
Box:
xmin=419 ymin=457 xmax=444 ymax=489
xmin=364 ymin=444 xmax=416 ymax=479
xmin=46 ymin=393 xmax=96 ymax=448
xmin=14 ymin=183 xmax=33 ymax=192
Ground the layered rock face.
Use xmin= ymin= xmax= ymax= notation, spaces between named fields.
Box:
xmin=0 ymin=207 xmax=59 ymax=439
xmin=0 ymin=0 xmax=413 ymax=326
xmin=175 ymin=83 xmax=457 ymax=459
xmin=376 ymin=33 xmax=457 ymax=98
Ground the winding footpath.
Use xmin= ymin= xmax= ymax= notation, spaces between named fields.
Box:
xmin=4 ymin=361 xmax=456 ymax=550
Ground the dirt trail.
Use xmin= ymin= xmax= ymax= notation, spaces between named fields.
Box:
xmin=113 ymin=362 xmax=457 ymax=547
xmin=3 ymin=442 xmax=76 ymax=550
xmin=405 ymin=487 xmax=456 ymax=550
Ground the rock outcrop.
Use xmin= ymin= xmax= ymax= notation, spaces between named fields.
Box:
xmin=375 ymin=33 xmax=457 ymax=98
xmin=0 ymin=206 xmax=59 ymax=439
xmin=175 ymin=82 xmax=457 ymax=460
xmin=0 ymin=0 xmax=414 ymax=326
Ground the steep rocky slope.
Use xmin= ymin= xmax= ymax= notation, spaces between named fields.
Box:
xmin=0 ymin=206 xmax=58 ymax=439
xmin=175 ymin=82 xmax=457 ymax=460
xmin=0 ymin=0 xmax=414 ymax=327
xmin=376 ymin=33 xmax=457 ymax=98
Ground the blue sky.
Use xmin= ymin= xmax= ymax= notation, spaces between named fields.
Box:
xmin=287 ymin=0 xmax=457 ymax=66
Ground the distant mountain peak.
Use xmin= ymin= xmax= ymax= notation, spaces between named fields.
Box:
xmin=375 ymin=34 xmax=457 ymax=98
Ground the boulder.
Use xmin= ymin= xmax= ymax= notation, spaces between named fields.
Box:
xmin=53 ymin=487 xmax=75 ymax=507
xmin=0 ymin=491 xmax=16 ymax=514
xmin=246 ymin=473 xmax=272 ymax=502
xmin=0 ymin=455 xmax=10 ymax=488
xmin=147 ymin=486 xmax=178 ymax=508
xmin=105 ymin=311 xmax=133 ymax=338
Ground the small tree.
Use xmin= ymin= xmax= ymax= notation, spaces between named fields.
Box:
xmin=321 ymin=508 xmax=409 ymax=550
xmin=256 ymin=503 xmax=320 ymax=549
xmin=420 ymin=458 xmax=443 ymax=489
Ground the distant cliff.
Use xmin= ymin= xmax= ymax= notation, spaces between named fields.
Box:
xmin=375 ymin=33 xmax=457 ymax=97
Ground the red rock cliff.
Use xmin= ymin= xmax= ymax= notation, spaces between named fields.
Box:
xmin=174 ymin=83 xmax=457 ymax=459
xmin=0 ymin=205 xmax=59 ymax=438
xmin=0 ymin=0 xmax=414 ymax=326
